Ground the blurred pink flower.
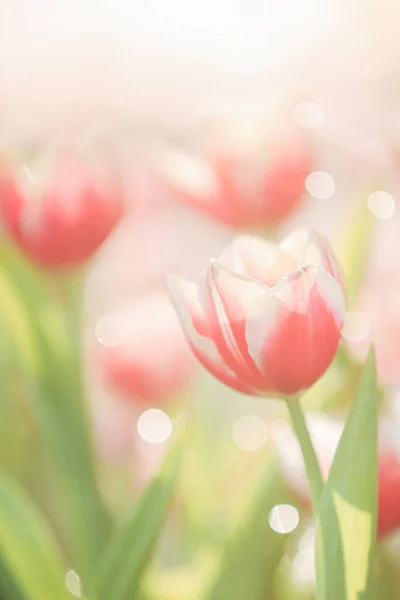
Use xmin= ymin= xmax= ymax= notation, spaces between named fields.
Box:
xmin=169 ymin=229 xmax=345 ymax=397
xmin=91 ymin=392 xmax=172 ymax=491
xmin=0 ymin=152 xmax=125 ymax=268
xmin=155 ymin=116 xmax=313 ymax=229
xmin=272 ymin=413 xmax=400 ymax=538
xmin=96 ymin=290 xmax=194 ymax=407
xmin=87 ymin=201 xmax=230 ymax=465
xmin=85 ymin=201 xmax=232 ymax=319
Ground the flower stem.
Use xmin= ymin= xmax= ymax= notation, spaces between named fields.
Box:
xmin=287 ymin=398 xmax=324 ymax=513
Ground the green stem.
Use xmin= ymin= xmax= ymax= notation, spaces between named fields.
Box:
xmin=287 ymin=398 xmax=324 ymax=513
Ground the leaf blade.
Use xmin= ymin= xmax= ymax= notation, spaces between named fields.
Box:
xmin=205 ymin=456 xmax=292 ymax=600
xmin=95 ymin=438 xmax=182 ymax=600
xmin=316 ymin=349 xmax=378 ymax=600
xmin=0 ymin=243 xmax=111 ymax=583
xmin=0 ymin=474 xmax=71 ymax=600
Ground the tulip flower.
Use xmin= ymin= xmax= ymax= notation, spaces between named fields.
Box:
xmin=156 ymin=119 xmax=312 ymax=229
xmin=272 ymin=413 xmax=400 ymax=538
xmin=96 ymin=290 xmax=194 ymax=406
xmin=168 ymin=229 xmax=346 ymax=397
xmin=0 ymin=153 xmax=125 ymax=268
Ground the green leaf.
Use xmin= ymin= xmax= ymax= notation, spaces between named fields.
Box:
xmin=205 ymin=456 xmax=293 ymax=600
xmin=0 ymin=558 xmax=26 ymax=600
xmin=315 ymin=348 xmax=378 ymax=600
xmin=94 ymin=438 xmax=182 ymax=600
xmin=0 ymin=474 xmax=70 ymax=600
xmin=0 ymin=243 xmax=110 ymax=585
xmin=369 ymin=546 xmax=399 ymax=600
xmin=335 ymin=193 xmax=375 ymax=307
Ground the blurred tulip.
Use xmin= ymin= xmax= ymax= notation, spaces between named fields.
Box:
xmin=155 ymin=116 xmax=313 ymax=229
xmin=96 ymin=290 xmax=194 ymax=407
xmin=168 ymin=229 xmax=346 ymax=397
xmin=272 ymin=413 xmax=400 ymax=538
xmin=0 ymin=152 xmax=125 ymax=268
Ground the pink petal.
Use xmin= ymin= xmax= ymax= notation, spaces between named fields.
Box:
xmin=281 ymin=229 xmax=345 ymax=288
xmin=378 ymin=453 xmax=400 ymax=538
xmin=207 ymin=261 xmax=281 ymax=391
xmin=304 ymin=230 xmax=345 ymax=289
xmin=245 ymin=266 xmax=345 ymax=395
xmin=167 ymin=275 xmax=254 ymax=394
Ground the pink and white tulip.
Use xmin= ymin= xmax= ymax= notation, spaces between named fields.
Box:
xmin=272 ymin=413 xmax=400 ymax=538
xmin=168 ymin=229 xmax=346 ymax=397
xmin=0 ymin=151 xmax=125 ymax=269
xmin=156 ymin=121 xmax=313 ymax=229
xmin=96 ymin=290 xmax=194 ymax=407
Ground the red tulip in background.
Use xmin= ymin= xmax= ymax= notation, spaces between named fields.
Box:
xmin=272 ymin=413 xmax=400 ymax=538
xmin=156 ymin=124 xmax=313 ymax=229
xmin=168 ymin=229 xmax=346 ymax=397
xmin=97 ymin=291 xmax=194 ymax=406
xmin=0 ymin=153 xmax=125 ymax=268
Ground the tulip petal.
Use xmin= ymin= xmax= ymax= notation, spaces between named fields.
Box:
xmin=280 ymin=229 xmax=345 ymax=288
xmin=279 ymin=229 xmax=310 ymax=267
xmin=275 ymin=265 xmax=346 ymax=324
xmin=207 ymin=261 xmax=281 ymax=391
xmin=167 ymin=275 xmax=254 ymax=394
xmin=245 ymin=266 xmax=345 ymax=395
xmin=217 ymin=235 xmax=297 ymax=287
xmin=157 ymin=147 xmax=219 ymax=202
xmin=303 ymin=230 xmax=345 ymax=288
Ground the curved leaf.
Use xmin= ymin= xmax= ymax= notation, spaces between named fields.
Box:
xmin=0 ymin=474 xmax=70 ymax=600
xmin=205 ymin=456 xmax=292 ymax=600
xmin=316 ymin=349 xmax=378 ymax=600
xmin=0 ymin=243 xmax=110 ymax=584
xmin=95 ymin=438 xmax=182 ymax=600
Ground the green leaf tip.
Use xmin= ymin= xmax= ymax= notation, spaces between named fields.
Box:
xmin=315 ymin=349 xmax=379 ymax=600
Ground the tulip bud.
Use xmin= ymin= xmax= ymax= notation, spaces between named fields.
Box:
xmin=96 ymin=291 xmax=194 ymax=406
xmin=168 ymin=229 xmax=346 ymax=397
xmin=272 ymin=413 xmax=400 ymax=538
xmin=156 ymin=114 xmax=312 ymax=229
xmin=0 ymin=150 xmax=125 ymax=268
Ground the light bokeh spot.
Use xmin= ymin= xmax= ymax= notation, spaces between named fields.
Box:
xmin=367 ymin=191 xmax=395 ymax=220
xmin=293 ymin=101 xmax=324 ymax=129
xmin=137 ymin=409 xmax=173 ymax=444
xmin=305 ymin=171 xmax=335 ymax=199
xmin=65 ymin=570 xmax=81 ymax=598
xmin=268 ymin=504 xmax=299 ymax=534
xmin=342 ymin=311 xmax=370 ymax=343
xmin=232 ymin=415 xmax=268 ymax=451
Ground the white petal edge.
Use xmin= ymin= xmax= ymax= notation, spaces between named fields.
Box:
xmin=244 ymin=289 xmax=283 ymax=372
xmin=244 ymin=265 xmax=346 ymax=371
xmin=206 ymin=261 xmax=282 ymax=375
xmin=167 ymin=274 xmax=235 ymax=377
xmin=217 ymin=235 xmax=281 ymax=275
xmin=272 ymin=265 xmax=346 ymax=324
xmin=208 ymin=260 xmax=280 ymax=378
xmin=279 ymin=229 xmax=310 ymax=268
xmin=279 ymin=229 xmax=340 ymax=276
